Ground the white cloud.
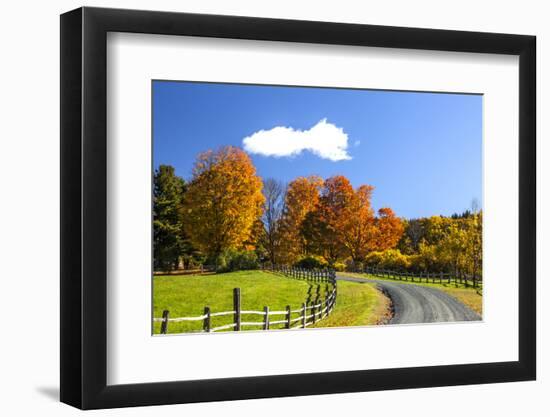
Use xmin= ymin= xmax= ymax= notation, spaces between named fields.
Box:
xmin=242 ymin=119 xmax=352 ymax=161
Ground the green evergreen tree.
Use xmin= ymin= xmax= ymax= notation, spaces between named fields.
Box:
xmin=153 ymin=165 xmax=187 ymax=271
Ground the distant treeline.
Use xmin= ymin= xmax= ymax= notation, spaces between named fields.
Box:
xmin=154 ymin=146 xmax=481 ymax=279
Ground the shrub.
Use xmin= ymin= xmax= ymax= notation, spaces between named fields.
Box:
xmin=364 ymin=251 xmax=384 ymax=267
xmin=294 ymin=255 xmax=328 ymax=270
xmin=407 ymin=253 xmax=424 ymax=272
xmin=354 ymin=261 xmax=364 ymax=272
xmin=411 ymin=243 xmax=446 ymax=272
xmin=214 ymin=249 xmax=259 ymax=272
xmin=333 ymin=262 xmax=346 ymax=272
xmin=365 ymin=249 xmax=410 ymax=271
xmin=344 ymin=259 xmax=363 ymax=272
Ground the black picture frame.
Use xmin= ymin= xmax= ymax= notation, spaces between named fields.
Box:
xmin=60 ymin=6 xmax=536 ymax=410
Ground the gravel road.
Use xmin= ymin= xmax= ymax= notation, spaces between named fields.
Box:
xmin=337 ymin=274 xmax=481 ymax=324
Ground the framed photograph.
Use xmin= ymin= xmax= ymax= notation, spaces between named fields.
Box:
xmin=60 ymin=6 xmax=536 ymax=409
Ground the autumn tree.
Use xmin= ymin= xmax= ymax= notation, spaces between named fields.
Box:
xmin=278 ymin=176 xmax=323 ymax=263
xmin=301 ymin=176 xmax=403 ymax=266
xmin=436 ymin=221 xmax=468 ymax=275
xmin=372 ymin=208 xmax=404 ymax=251
xmin=464 ymin=210 xmax=483 ymax=281
xmin=301 ymin=176 xmax=355 ymax=265
xmin=153 ymin=165 xmax=188 ymax=271
xmin=260 ymin=178 xmax=285 ymax=264
xmin=423 ymin=215 xmax=453 ymax=245
xmin=398 ymin=218 xmax=426 ymax=255
xmin=338 ymin=184 xmax=376 ymax=263
xmin=181 ymin=146 xmax=264 ymax=261
xmin=244 ymin=218 xmax=268 ymax=257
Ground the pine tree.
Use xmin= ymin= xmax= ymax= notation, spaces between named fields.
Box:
xmin=153 ymin=165 xmax=187 ymax=271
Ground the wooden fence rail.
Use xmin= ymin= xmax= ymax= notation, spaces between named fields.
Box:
xmin=358 ymin=266 xmax=481 ymax=288
xmin=154 ymin=266 xmax=338 ymax=334
xmin=153 ymin=264 xmax=216 ymax=276
xmin=262 ymin=264 xmax=337 ymax=284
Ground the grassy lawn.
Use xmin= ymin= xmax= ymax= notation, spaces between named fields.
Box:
xmin=312 ymin=280 xmax=391 ymax=328
xmin=153 ymin=270 xmax=389 ymax=334
xmin=342 ymin=272 xmax=483 ymax=316
xmin=154 ymin=270 xmax=316 ymax=333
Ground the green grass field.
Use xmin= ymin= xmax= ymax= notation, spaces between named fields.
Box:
xmin=342 ymin=272 xmax=483 ymax=315
xmin=153 ymin=270 xmax=388 ymax=334
xmin=311 ymin=280 xmax=391 ymax=328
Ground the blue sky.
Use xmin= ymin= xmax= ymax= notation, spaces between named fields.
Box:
xmin=153 ymin=81 xmax=482 ymax=219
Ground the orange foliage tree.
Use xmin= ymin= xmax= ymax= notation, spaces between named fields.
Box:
xmin=181 ymin=146 xmax=264 ymax=259
xmin=339 ymin=184 xmax=377 ymax=263
xmin=302 ymin=176 xmax=355 ymax=265
xmin=371 ymin=207 xmax=404 ymax=252
xmin=277 ymin=176 xmax=323 ymax=263
xmin=300 ymin=176 xmax=403 ymax=266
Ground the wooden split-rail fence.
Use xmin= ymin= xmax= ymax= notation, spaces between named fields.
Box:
xmin=154 ymin=266 xmax=338 ymax=334
xmin=264 ymin=264 xmax=336 ymax=283
xmin=360 ymin=266 xmax=482 ymax=288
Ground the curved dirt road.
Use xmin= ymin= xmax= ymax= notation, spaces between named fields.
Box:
xmin=337 ymin=274 xmax=481 ymax=324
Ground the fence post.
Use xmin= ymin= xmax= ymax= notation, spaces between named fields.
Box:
xmin=312 ymin=301 xmax=317 ymax=325
xmin=203 ymin=306 xmax=211 ymax=332
xmin=285 ymin=305 xmax=291 ymax=329
xmin=263 ymin=306 xmax=270 ymax=330
xmin=160 ymin=310 xmax=169 ymax=335
xmin=301 ymin=303 xmax=307 ymax=328
xmin=233 ymin=288 xmax=241 ymax=331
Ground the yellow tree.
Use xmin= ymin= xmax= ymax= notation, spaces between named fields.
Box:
xmin=278 ymin=176 xmax=323 ymax=263
xmin=423 ymin=215 xmax=453 ymax=245
xmin=436 ymin=222 xmax=468 ymax=275
xmin=181 ymin=146 xmax=264 ymax=259
xmin=464 ymin=211 xmax=483 ymax=281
